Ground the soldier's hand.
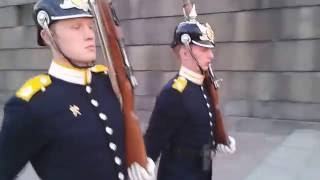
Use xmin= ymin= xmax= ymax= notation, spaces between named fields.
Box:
xmin=217 ymin=136 xmax=236 ymax=154
xmin=128 ymin=157 xmax=156 ymax=180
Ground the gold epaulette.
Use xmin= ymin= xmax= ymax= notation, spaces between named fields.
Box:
xmin=172 ymin=76 xmax=187 ymax=93
xmin=90 ymin=64 xmax=108 ymax=73
xmin=16 ymin=74 xmax=52 ymax=102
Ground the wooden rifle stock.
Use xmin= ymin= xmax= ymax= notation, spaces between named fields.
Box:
xmin=204 ymin=74 xmax=229 ymax=146
xmin=92 ymin=0 xmax=147 ymax=168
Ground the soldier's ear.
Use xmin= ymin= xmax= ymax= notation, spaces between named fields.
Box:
xmin=180 ymin=46 xmax=191 ymax=59
xmin=40 ymin=29 xmax=51 ymax=46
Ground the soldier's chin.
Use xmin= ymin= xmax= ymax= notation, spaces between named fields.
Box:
xmin=202 ymin=66 xmax=209 ymax=71
xmin=74 ymin=58 xmax=96 ymax=66
xmin=81 ymin=55 xmax=96 ymax=63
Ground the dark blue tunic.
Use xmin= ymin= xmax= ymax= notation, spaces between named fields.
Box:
xmin=0 ymin=68 xmax=126 ymax=180
xmin=145 ymin=74 xmax=214 ymax=180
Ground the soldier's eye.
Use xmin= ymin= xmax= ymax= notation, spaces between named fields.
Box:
xmin=71 ymin=24 xmax=81 ymax=29
xmin=89 ymin=24 xmax=95 ymax=30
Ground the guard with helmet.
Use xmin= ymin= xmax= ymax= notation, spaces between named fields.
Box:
xmin=144 ymin=5 xmax=236 ymax=180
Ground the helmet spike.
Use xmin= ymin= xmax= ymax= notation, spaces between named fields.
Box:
xmin=183 ymin=2 xmax=197 ymax=21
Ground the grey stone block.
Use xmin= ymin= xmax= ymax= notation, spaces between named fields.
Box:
xmin=0 ymin=48 xmax=51 ymax=70
xmin=136 ymin=110 xmax=152 ymax=133
xmin=1 ymin=7 xmax=319 ymax=48
xmin=116 ymin=0 xmax=320 ymax=19
xmin=227 ymin=116 xmax=320 ymax=134
xmin=18 ymin=4 xmax=36 ymax=26
xmin=0 ymin=26 xmax=38 ymax=49
xmin=134 ymin=71 xmax=176 ymax=96
xmin=218 ymin=71 xmax=320 ymax=102
xmin=0 ymin=90 xmax=13 ymax=104
xmin=135 ymin=95 xmax=156 ymax=111
xmin=224 ymin=100 xmax=320 ymax=121
xmin=0 ymin=6 xmax=19 ymax=28
xmin=0 ymin=0 xmax=36 ymax=7
xmin=214 ymin=39 xmax=320 ymax=71
xmin=134 ymin=71 xmax=320 ymax=103
xmin=0 ymin=4 xmax=34 ymax=28
xmin=121 ymin=6 xmax=320 ymax=45
xmin=0 ymin=70 xmax=45 ymax=91
xmin=128 ymin=45 xmax=179 ymax=71
xmin=126 ymin=39 xmax=320 ymax=72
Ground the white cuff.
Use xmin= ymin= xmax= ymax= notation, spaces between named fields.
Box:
xmin=127 ymin=157 xmax=156 ymax=180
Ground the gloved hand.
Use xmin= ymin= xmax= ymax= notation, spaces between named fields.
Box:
xmin=216 ymin=136 xmax=236 ymax=154
xmin=128 ymin=157 xmax=156 ymax=180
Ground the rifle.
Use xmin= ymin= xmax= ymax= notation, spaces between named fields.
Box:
xmin=182 ymin=0 xmax=229 ymax=146
xmin=89 ymin=0 xmax=148 ymax=168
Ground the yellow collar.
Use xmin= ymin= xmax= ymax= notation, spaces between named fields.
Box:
xmin=48 ymin=60 xmax=92 ymax=85
xmin=179 ymin=66 xmax=204 ymax=85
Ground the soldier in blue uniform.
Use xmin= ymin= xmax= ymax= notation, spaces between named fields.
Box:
xmin=144 ymin=12 xmax=237 ymax=180
xmin=0 ymin=0 xmax=155 ymax=180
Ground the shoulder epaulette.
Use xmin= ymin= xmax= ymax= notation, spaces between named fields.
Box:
xmin=172 ymin=76 xmax=187 ymax=93
xmin=16 ymin=74 xmax=52 ymax=102
xmin=90 ymin=64 xmax=108 ymax=74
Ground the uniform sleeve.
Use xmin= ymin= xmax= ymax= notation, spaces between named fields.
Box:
xmin=144 ymin=89 xmax=186 ymax=161
xmin=0 ymin=98 xmax=47 ymax=180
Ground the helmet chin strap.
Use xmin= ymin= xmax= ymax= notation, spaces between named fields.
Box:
xmin=43 ymin=23 xmax=95 ymax=69
xmin=180 ymin=33 xmax=205 ymax=75
xmin=183 ymin=43 xmax=205 ymax=75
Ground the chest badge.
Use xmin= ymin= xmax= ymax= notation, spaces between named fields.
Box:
xmin=69 ymin=105 xmax=82 ymax=117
